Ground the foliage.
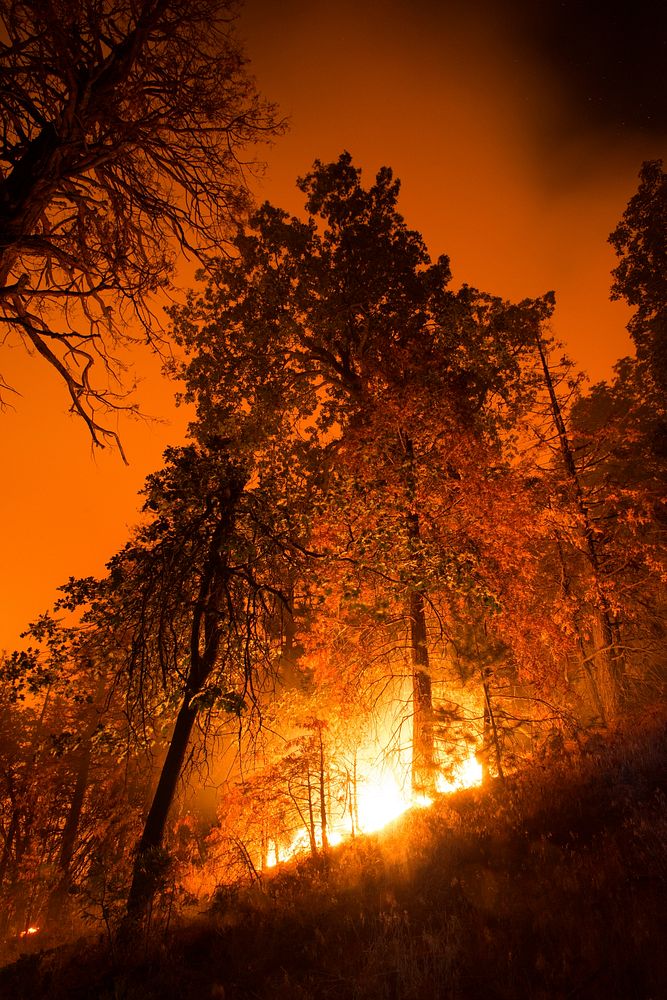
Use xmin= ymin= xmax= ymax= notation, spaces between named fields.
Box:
xmin=609 ymin=159 xmax=667 ymax=392
xmin=1 ymin=150 xmax=666 ymax=959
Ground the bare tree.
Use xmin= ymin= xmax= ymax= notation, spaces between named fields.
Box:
xmin=0 ymin=0 xmax=281 ymax=455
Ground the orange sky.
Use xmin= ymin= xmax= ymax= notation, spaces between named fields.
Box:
xmin=0 ymin=0 xmax=664 ymax=651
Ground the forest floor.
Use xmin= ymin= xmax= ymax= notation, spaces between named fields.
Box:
xmin=2 ymin=714 xmax=666 ymax=1000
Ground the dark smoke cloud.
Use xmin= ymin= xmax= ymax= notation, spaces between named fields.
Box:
xmin=483 ymin=0 xmax=666 ymax=138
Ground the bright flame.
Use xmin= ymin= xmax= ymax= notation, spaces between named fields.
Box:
xmin=19 ymin=926 xmax=39 ymax=937
xmin=264 ymin=751 xmax=482 ymax=869
xmin=356 ymin=768 xmax=414 ymax=834
xmin=435 ymin=754 xmax=483 ymax=794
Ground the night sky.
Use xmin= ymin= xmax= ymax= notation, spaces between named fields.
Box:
xmin=0 ymin=0 xmax=665 ymax=650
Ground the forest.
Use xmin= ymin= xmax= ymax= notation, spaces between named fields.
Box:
xmin=0 ymin=2 xmax=665 ymax=998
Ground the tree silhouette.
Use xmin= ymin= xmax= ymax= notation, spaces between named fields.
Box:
xmin=0 ymin=0 xmax=280 ymax=455
xmin=609 ymin=160 xmax=666 ymax=393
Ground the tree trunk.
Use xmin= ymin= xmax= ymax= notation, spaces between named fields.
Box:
xmin=410 ymin=588 xmax=435 ymax=795
xmin=305 ymin=770 xmax=318 ymax=858
xmin=45 ymin=741 xmax=92 ymax=923
xmin=350 ymin=755 xmax=359 ymax=837
xmin=0 ymin=808 xmax=19 ymax=895
xmin=400 ymin=431 xmax=436 ymax=796
xmin=317 ymin=727 xmax=328 ymax=852
xmin=46 ymin=671 xmax=106 ymax=924
xmin=481 ymin=668 xmax=505 ymax=784
xmin=125 ymin=695 xmax=198 ymax=919
xmin=554 ymin=532 xmax=607 ymax=724
xmin=536 ymin=333 xmax=625 ymax=719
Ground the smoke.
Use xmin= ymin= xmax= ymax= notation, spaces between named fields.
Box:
xmin=0 ymin=0 xmax=662 ymax=650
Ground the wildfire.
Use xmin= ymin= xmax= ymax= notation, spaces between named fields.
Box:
xmin=435 ymin=753 xmax=483 ymax=793
xmin=266 ymin=751 xmax=482 ymax=868
xmin=19 ymin=926 xmax=39 ymax=937
xmin=355 ymin=767 xmax=430 ymax=834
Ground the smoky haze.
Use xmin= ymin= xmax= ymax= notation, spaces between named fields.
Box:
xmin=0 ymin=0 xmax=664 ymax=650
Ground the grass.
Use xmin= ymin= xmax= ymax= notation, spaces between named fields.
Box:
xmin=2 ymin=713 xmax=665 ymax=999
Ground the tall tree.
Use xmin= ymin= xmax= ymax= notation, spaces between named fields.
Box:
xmin=0 ymin=0 xmax=280 ymax=453
xmin=172 ymin=152 xmax=548 ymax=794
xmin=64 ymin=442 xmax=300 ymax=920
xmin=609 ymin=159 xmax=666 ymax=393
xmin=531 ymin=329 xmax=626 ymax=721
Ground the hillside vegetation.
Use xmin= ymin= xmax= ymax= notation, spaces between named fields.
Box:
xmin=3 ymin=716 xmax=665 ymax=1000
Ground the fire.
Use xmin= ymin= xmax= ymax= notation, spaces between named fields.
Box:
xmin=19 ymin=926 xmax=39 ymax=937
xmin=435 ymin=753 xmax=483 ymax=793
xmin=355 ymin=768 xmax=428 ymax=834
xmin=265 ymin=751 xmax=481 ymax=869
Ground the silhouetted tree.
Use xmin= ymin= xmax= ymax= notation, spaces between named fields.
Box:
xmin=0 ymin=0 xmax=280 ymax=454
xmin=609 ymin=159 xmax=666 ymax=393
xmin=67 ymin=442 xmax=300 ymax=920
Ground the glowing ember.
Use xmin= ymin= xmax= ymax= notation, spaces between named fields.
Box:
xmin=19 ymin=926 xmax=39 ymax=937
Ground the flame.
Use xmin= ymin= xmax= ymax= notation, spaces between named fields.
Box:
xmin=355 ymin=768 xmax=428 ymax=834
xmin=265 ymin=751 xmax=481 ymax=869
xmin=19 ymin=926 xmax=39 ymax=937
xmin=435 ymin=754 xmax=483 ymax=794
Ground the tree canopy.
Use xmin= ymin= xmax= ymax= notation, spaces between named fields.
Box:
xmin=0 ymin=152 xmax=665 ymax=942
xmin=609 ymin=159 xmax=666 ymax=393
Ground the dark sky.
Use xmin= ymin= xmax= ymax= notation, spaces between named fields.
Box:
xmin=511 ymin=0 xmax=666 ymax=137
xmin=0 ymin=0 xmax=665 ymax=650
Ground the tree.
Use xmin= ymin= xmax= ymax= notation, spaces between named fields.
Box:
xmin=0 ymin=0 xmax=280 ymax=454
xmin=172 ymin=152 xmax=550 ymax=794
xmin=0 ymin=633 xmax=138 ymax=936
xmin=609 ymin=160 xmax=666 ymax=393
xmin=531 ymin=327 xmax=627 ymax=721
xmin=568 ymin=360 xmax=667 ymax=708
xmin=64 ymin=441 xmax=302 ymax=920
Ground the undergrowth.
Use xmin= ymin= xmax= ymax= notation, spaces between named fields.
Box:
xmin=2 ymin=715 xmax=665 ymax=1000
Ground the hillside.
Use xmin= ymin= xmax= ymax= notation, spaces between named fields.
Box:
xmin=2 ymin=717 xmax=665 ymax=1000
